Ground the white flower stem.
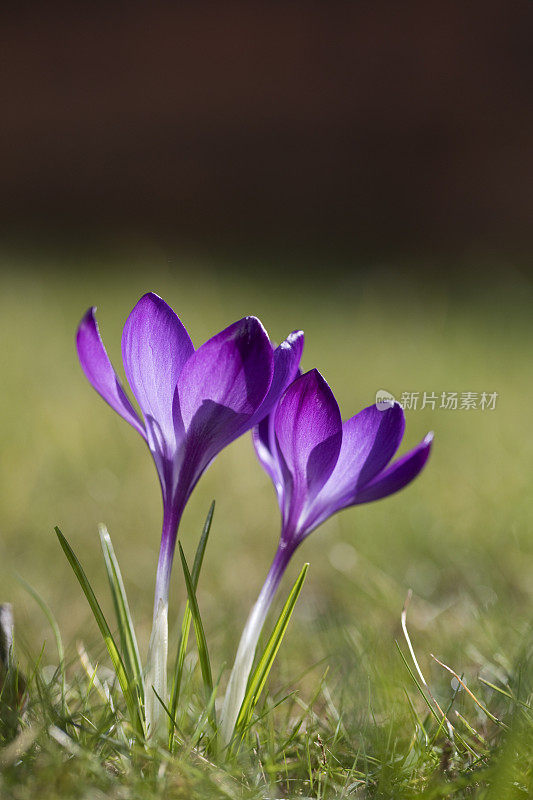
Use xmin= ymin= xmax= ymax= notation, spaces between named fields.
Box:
xmin=144 ymin=598 xmax=168 ymax=740
xmin=220 ymin=544 xmax=292 ymax=746
xmin=145 ymin=501 xmax=182 ymax=740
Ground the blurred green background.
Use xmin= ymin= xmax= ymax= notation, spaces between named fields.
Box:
xmin=1 ymin=253 xmax=531 ymax=706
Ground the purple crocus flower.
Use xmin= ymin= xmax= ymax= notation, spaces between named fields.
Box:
xmin=76 ymin=293 xmax=303 ymax=732
xmin=77 ymin=293 xmax=303 ymax=613
xmin=221 ymin=369 xmax=432 ymax=743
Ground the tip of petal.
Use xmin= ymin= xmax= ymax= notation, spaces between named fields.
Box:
xmin=279 ymin=329 xmax=304 ymax=357
xmin=243 ymin=315 xmax=269 ymax=335
xmin=377 ymin=399 xmax=404 ymax=414
xmin=285 ymin=329 xmax=304 ymax=347
xmin=226 ymin=316 xmax=271 ymax=350
xmin=278 ymin=369 xmax=340 ymax=428
xmin=387 ymin=402 xmax=406 ymax=426
xmin=284 ymin=369 xmax=332 ymax=403
xmin=424 ymin=431 xmax=435 ymax=446
xmin=135 ymin=292 xmax=167 ymax=310
xmin=76 ymin=307 xmax=98 ymax=345
xmin=79 ymin=306 xmax=96 ymax=324
xmin=128 ymin=293 xmax=181 ymax=328
xmin=303 ymin=368 xmax=329 ymax=390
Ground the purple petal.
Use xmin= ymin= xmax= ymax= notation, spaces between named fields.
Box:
xmin=351 ymin=432 xmax=434 ymax=505
xmin=274 ymin=369 xmax=342 ymax=532
xmin=76 ymin=307 xmax=146 ymax=439
xmin=315 ymin=403 xmax=405 ymax=507
xmin=253 ymin=414 xmax=284 ymax=503
xmin=251 ymin=331 xmax=304 ymax=505
xmin=121 ymin=293 xmax=194 ymax=448
xmin=249 ymin=330 xmax=304 ymax=427
xmin=175 ymin=316 xmax=274 ymax=476
xmin=348 ymin=403 xmax=405 ymax=487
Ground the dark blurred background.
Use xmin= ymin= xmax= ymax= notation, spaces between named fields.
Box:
xmin=2 ymin=1 xmax=532 ymax=271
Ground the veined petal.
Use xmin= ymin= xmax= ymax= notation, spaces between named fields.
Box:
xmin=121 ymin=293 xmax=194 ymax=449
xmin=175 ymin=316 xmax=274 ymax=479
xmin=76 ymin=307 xmax=146 ymax=438
xmin=274 ymin=369 xmax=342 ymax=532
xmin=249 ymin=330 xmax=304 ymax=427
xmin=352 ymin=432 xmax=433 ymax=505
xmin=346 ymin=402 xmax=405 ymax=487
xmin=302 ymin=403 xmax=407 ymax=531
xmin=307 ymin=402 xmax=405 ymax=522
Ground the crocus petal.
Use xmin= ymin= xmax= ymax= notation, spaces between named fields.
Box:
xmin=274 ymin=369 xmax=342 ymax=533
xmin=174 ymin=316 xmax=274 ymax=480
xmin=303 ymin=403 xmax=405 ymax=529
xmin=253 ymin=414 xmax=284 ymax=504
xmin=248 ymin=330 xmax=304 ymax=427
xmin=344 ymin=402 xmax=405 ymax=488
xmin=121 ymin=293 xmax=194 ymax=449
xmin=76 ymin=307 xmax=146 ymax=439
xmin=351 ymin=432 xmax=433 ymax=505
xmin=249 ymin=330 xmax=304 ymax=498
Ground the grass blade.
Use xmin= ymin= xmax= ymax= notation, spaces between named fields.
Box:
xmin=98 ymin=524 xmax=144 ymax=707
xmin=395 ymin=641 xmax=476 ymax=756
xmin=190 ymin=501 xmax=215 ymax=585
xmin=185 ymin=665 xmax=224 ymax=756
xmin=54 ymin=526 xmax=143 ymax=736
xmin=233 ymin=562 xmax=308 ymax=744
xmin=15 ymin=574 xmax=67 ymax=717
xmin=178 ymin=541 xmax=214 ymax=724
xmin=169 ymin=502 xmax=214 ymax=747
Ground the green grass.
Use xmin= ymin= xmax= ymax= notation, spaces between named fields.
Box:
xmin=0 ymin=252 xmax=532 ymax=797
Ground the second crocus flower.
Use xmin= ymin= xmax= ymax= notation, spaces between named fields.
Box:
xmin=221 ymin=369 xmax=433 ymax=743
